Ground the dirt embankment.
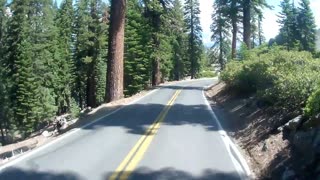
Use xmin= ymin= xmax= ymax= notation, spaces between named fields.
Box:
xmin=206 ymin=82 xmax=320 ymax=179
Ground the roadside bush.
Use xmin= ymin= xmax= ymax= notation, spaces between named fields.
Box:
xmin=221 ymin=55 xmax=274 ymax=93
xmin=221 ymin=46 xmax=320 ymax=111
xmin=198 ymin=71 xmax=217 ymax=78
xmin=70 ymin=98 xmax=80 ymax=119
xmin=220 ymin=61 xmax=242 ymax=84
xmin=304 ymin=88 xmax=320 ymax=118
xmin=261 ymin=51 xmax=320 ymax=109
xmin=303 ymin=88 xmax=320 ymax=127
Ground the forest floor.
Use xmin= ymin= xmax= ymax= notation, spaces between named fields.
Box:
xmin=0 ymin=78 xmax=191 ymax=166
xmin=206 ymin=82 xmax=292 ymax=179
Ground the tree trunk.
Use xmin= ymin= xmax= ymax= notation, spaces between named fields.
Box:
xmin=106 ymin=0 xmax=125 ymax=102
xmin=151 ymin=32 xmax=161 ymax=86
xmin=258 ymin=15 xmax=263 ymax=46
xmin=231 ymin=18 xmax=237 ymax=59
xmin=87 ymin=63 xmax=96 ymax=107
xmin=0 ymin=119 xmax=6 ymax=145
xmin=219 ymin=24 xmax=224 ymax=70
xmin=174 ymin=54 xmax=180 ymax=81
xmin=231 ymin=0 xmax=238 ymax=59
xmin=190 ymin=1 xmax=195 ymax=79
xmin=150 ymin=5 xmax=162 ymax=86
xmin=87 ymin=2 xmax=98 ymax=107
xmin=243 ymin=0 xmax=251 ymax=49
xmin=190 ymin=35 xmax=195 ymax=79
xmin=152 ymin=56 xmax=161 ymax=86
xmin=252 ymin=32 xmax=256 ymax=48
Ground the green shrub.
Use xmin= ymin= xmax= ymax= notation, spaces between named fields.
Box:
xmin=220 ymin=61 xmax=243 ymax=85
xmin=198 ymin=71 xmax=217 ymax=78
xmin=70 ymin=98 xmax=80 ymax=119
xmin=303 ymin=88 xmax=320 ymax=127
xmin=260 ymin=51 xmax=320 ymax=108
xmin=221 ymin=46 xmax=320 ymax=111
xmin=304 ymin=88 xmax=320 ymax=117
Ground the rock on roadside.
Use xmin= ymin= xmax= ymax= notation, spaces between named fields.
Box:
xmin=41 ymin=130 xmax=52 ymax=138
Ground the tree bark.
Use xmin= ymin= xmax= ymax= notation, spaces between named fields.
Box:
xmin=243 ymin=0 xmax=251 ymax=49
xmin=0 ymin=120 xmax=5 ymax=145
xmin=152 ymin=56 xmax=161 ymax=86
xmin=106 ymin=0 xmax=125 ymax=102
xmin=219 ymin=18 xmax=224 ymax=70
xmin=87 ymin=2 xmax=98 ymax=107
xmin=87 ymin=63 xmax=96 ymax=107
xmin=190 ymin=0 xmax=195 ymax=79
xmin=258 ymin=15 xmax=263 ymax=46
xmin=231 ymin=0 xmax=238 ymax=59
xmin=231 ymin=19 xmax=237 ymax=59
xmin=149 ymin=2 xmax=162 ymax=86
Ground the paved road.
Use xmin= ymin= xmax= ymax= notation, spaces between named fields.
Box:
xmin=0 ymin=79 xmax=247 ymax=180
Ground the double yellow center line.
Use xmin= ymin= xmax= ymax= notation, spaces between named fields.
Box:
xmin=109 ymin=90 xmax=182 ymax=180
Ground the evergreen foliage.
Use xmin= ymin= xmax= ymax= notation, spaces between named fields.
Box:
xmin=211 ymin=0 xmax=231 ymax=69
xmin=170 ymin=0 xmax=188 ymax=81
xmin=184 ymin=0 xmax=203 ymax=79
xmin=74 ymin=0 xmax=108 ymax=107
xmin=2 ymin=0 xmax=317 ymax=144
xmin=297 ymin=0 xmax=316 ymax=52
xmin=0 ymin=0 xmax=206 ymax=142
xmin=274 ymin=0 xmax=317 ymax=52
xmin=124 ymin=0 xmax=151 ymax=96
xmin=55 ymin=0 xmax=75 ymax=113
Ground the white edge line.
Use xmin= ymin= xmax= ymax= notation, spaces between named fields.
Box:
xmin=0 ymin=88 xmax=159 ymax=171
xmin=202 ymin=85 xmax=252 ymax=179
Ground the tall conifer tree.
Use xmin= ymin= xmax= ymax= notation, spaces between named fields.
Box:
xmin=184 ymin=0 xmax=203 ymax=78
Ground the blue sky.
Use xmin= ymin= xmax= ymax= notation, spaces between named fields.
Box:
xmin=200 ymin=0 xmax=320 ymax=46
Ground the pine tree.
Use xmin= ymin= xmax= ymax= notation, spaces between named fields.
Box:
xmin=242 ymin=0 xmax=251 ymax=49
xmin=4 ymin=0 xmax=62 ymax=134
xmin=258 ymin=13 xmax=265 ymax=45
xmin=277 ymin=0 xmax=300 ymax=50
xmin=106 ymin=0 xmax=125 ymax=102
xmin=124 ymin=0 xmax=151 ymax=96
xmin=55 ymin=0 xmax=75 ymax=113
xmin=87 ymin=0 xmax=108 ymax=106
xmin=74 ymin=0 xmax=91 ymax=108
xmin=6 ymin=0 xmax=36 ymax=134
xmin=226 ymin=0 xmax=241 ymax=59
xmin=242 ymin=0 xmax=269 ymax=49
xmin=158 ymin=32 xmax=174 ymax=82
xmin=28 ymin=0 xmax=59 ymax=123
xmin=297 ymin=0 xmax=316 ymax=52
xmin=251 ymin=9 xmax=262 ymax=48
xmin=144 ymin=0 xmax=173 ymax=86
xmin=0 ymin=0 xmax=9 ymax=144
xmin=184 ymin=0 xmax=203 ymax=78
xmin=0 ymin=0 xmax=5 ymax=48
xmin=74 ymin=0 xmax=108 ymax=107
xmin=94 ymin=2 xmax=108 ymax=105
xmin=170 ymin=0 xmax=187 ymax=80
xmin=211 ymin=0 xmax=231 ymax=69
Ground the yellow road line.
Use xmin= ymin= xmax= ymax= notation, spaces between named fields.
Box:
xmin=109 ymin=90 xmax=182 ymax=180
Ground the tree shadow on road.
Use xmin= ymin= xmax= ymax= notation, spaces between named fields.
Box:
xmin=0 ymin=167 xmax=83 ymax=180
xmin=104 ymin=167 xmax=243 ymax=180
xmin=46 ymin=82 xmax=218 ymax=138
xmin=78 ymin=102 xmax=221 ymax=136
xmin=0 ymin=166 xmax=243 ymax=180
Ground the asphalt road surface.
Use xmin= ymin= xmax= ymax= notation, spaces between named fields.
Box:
xmin=0 ymin=79 xmax=248 ymax=180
